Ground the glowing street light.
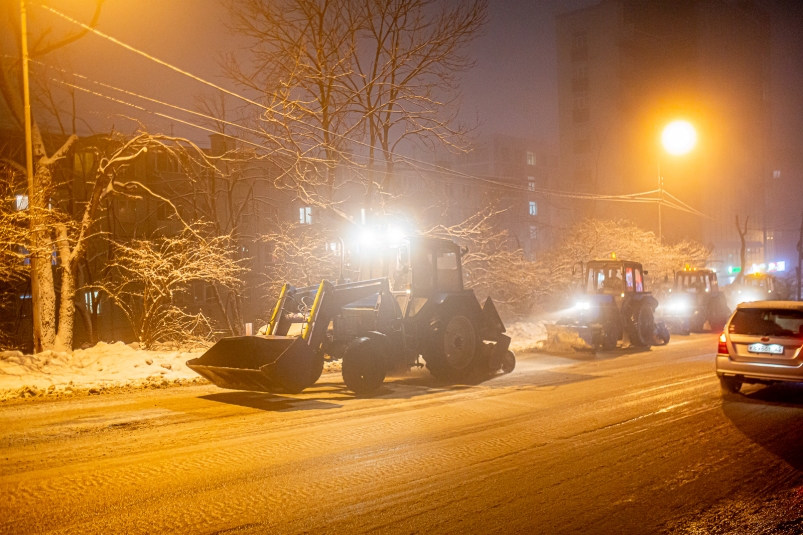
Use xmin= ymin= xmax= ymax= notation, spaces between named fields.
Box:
xmin=661 ymin=120 xmax=697 ymax=156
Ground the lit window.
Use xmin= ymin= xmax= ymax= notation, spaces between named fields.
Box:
xmin=528 ymin=178 xmax=535 ymax=191
xmin=360 ymin=208 xmax=366 ymax=225
xmin=84 ymin=291 xmax=101 ymax=313
xmin=773 ymin=170 xmax=781 ymax=178
xmin=529 ymin=201 xmax=538 ymax=216
xmin=299 ymin=206 xmax=312 ymax=224
xmin=527 ymin=152 xmax=536 ymax=166
xmin=15 ymin=194 xmax=28 ymax=211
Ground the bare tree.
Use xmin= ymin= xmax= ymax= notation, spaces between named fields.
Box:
xmin=259 ymin=221 xmax=340 ymax=301
xmin=100 ymin=226 xmax=245 ymax=349
xmin=347 ymin=0 xmax=487 ymax=207
xmin=424 ymin=205 xmax=546 ymax=318
xmin=223 ymin=0 xmax=487 ymax=213
xmin=0 ymin=1 xmax=106 ymax=351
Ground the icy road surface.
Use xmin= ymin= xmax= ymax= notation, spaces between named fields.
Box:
xmin=3 ymin=334 xmax=803 ymax=534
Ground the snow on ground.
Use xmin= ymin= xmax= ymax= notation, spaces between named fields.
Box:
xmin=0 ymin=341 xmax=344 ymax=403
xmin=506 ymin=320 xmax=549 ymax=353
xmin=0 ymin=342 xmax=207 ymax=402
xmin=0 ymin=319 xmax=550 ymax=403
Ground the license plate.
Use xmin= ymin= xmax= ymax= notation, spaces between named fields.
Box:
xmin=748 ymin=343 xmax=785 ymax=355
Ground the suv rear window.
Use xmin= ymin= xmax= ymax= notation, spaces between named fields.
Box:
xmin=729 ymin=309 xmax=803 ymax=338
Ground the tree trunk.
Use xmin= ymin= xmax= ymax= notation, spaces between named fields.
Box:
xmin=53 ymin=224 xmax=74 ymax=352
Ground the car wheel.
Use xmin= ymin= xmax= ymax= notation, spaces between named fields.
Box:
xmin=719 ymin=375 xmax=742 ymax=394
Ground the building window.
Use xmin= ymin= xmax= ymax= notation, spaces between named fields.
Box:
xmin=265 ymin=204 xmax=279 ymax=223
xmin=529 ymin=201 xmax=538 ymax=216
xmin=572 ymin=65 xmax=589 ymax=92
xmin=84 ymin=291 xmax=100 ymax=314
xmin=773 ymin=170 xmax=781 ymax=179
xmin=526 ymin=151 xmax=536 ymax=166
xmin=299 ymin=206 xmax=312 ymax=224
xmin=528 ymin=178 xmax=535 ymax=191
xmin=573 ymin=96 xmax=589 ymax=123
xmin=571 ymin=32 xmax=588 ymax=61
xmin=15 ymin=194 xmax=28 ymax=211
xmin=530 ymin=224 xmax=538 ymax=240
xmin=156 ymin=202 xmax=169 ymax=221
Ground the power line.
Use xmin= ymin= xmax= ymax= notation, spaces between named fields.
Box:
xmin=38 ymin=4 xmax=664 ymax=202
xmin=36 ymin=5 xmax=713 ymax=215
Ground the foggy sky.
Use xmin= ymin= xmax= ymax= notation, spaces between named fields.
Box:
xmin=12 ymin=0 xmax=597 ymax=146
xmin=7 ymin=0 xmax=803 ymax=160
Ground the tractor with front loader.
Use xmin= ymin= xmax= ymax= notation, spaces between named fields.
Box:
xmin=187 ymin=236 xmax=515 ymax=395
xmin=547 ymin=258 xmax=669 ymax=352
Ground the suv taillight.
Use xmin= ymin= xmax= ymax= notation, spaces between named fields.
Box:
xmin=718 ymin=332 xmax=728 ymax=354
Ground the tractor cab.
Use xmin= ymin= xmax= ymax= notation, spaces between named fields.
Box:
xmin=583 ymin=260 xmax=647 ymax=297
xmin=674 ymin=269 xmax=720 ymax=295
xmin=657 ymin=268 xmax=730 ymax=334
xmin=551 ymin=258 xmax=663 ymax=351
xmin=726 ymin=272 xmax=777 ymax=309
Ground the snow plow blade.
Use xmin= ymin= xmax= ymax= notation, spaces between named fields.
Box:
xmin=544 ymin=324 xmax=595 ymax=353
xmin=186 ymin=335 xmax=320 ymax=394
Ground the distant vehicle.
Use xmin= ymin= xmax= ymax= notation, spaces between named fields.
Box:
xmin=548 ymin=258 xmax=669 ymax=352
xmin=657 ymin=268 xmax=730 ymax=334
xmin=724 ymin=272 xmax=777 ymax=310
xmin=716 ymin=301 xmax=803 ymax=394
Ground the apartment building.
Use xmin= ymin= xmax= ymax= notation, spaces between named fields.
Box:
xmin=557 ymin=0 xmax=773 ymax=272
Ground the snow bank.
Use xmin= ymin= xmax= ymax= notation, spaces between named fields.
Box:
xmin=506 ymin=320 xmax=549 ymax=353
xmin=0 ymin=342 xmax=208 ymax=402
xmin=0 ymin=341 xmax=344 ymax=403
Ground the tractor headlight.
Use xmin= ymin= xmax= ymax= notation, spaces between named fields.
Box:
xmin=573 ymin=301 xmax=591 ymax=311
xmin=668 ymin=301 xmax=688 ymax=312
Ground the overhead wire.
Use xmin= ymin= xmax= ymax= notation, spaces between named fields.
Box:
xmin=36 ymin=4 xmax=713 ymax=215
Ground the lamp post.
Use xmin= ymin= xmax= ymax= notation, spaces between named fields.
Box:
xmin=658 ymin=120 xmax=697 ymax=243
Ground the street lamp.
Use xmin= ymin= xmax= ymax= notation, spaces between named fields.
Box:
xmin=661 ymin=120 xmax=697 ymax=156
xmin=658 ymin=120 xmax=697 ymax=242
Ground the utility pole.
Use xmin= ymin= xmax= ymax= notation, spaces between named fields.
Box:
xmin=797 ymin=211 xmax=802 ymax=301
xmin=20 ymin=0 xmax=42 ymax=352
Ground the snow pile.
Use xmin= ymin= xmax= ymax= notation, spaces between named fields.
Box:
xmin=506 ymin=320 xmax=549 ymax=353
xmin=0 ymin=341 xmax=346 ymax=402
xmin=0 ymin=342 xmax=208 ymax=402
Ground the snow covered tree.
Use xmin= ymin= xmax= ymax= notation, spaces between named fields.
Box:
xmin=545 ymin=218 xmax=711 ymax=296
xmin=424 ymin=206 xmax=547 ymax=318
xmin=259 ymin=222 xmax=340 ymax=302
xmin=101 ymin=226 xmax=246 ymax=350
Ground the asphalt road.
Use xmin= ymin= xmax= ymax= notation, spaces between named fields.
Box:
xmin=3 ymin=334 xmax=803 ymax=534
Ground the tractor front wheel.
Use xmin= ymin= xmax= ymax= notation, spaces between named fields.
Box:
xmin=425 ymin=314 xmax=479 ymax=381
xmin=501 ymin=350 xmax=516 ymax=374
xmin=342 ymin=337 xmax=386 ymax=395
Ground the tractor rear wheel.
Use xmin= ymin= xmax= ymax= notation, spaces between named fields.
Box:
xmin=342 ymin=337 xmax=386 ymax=395
xmin=424 ymin=314 xmax=478 ymax=381
xmin=628 ymin=305 xmax=655 ymax=348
